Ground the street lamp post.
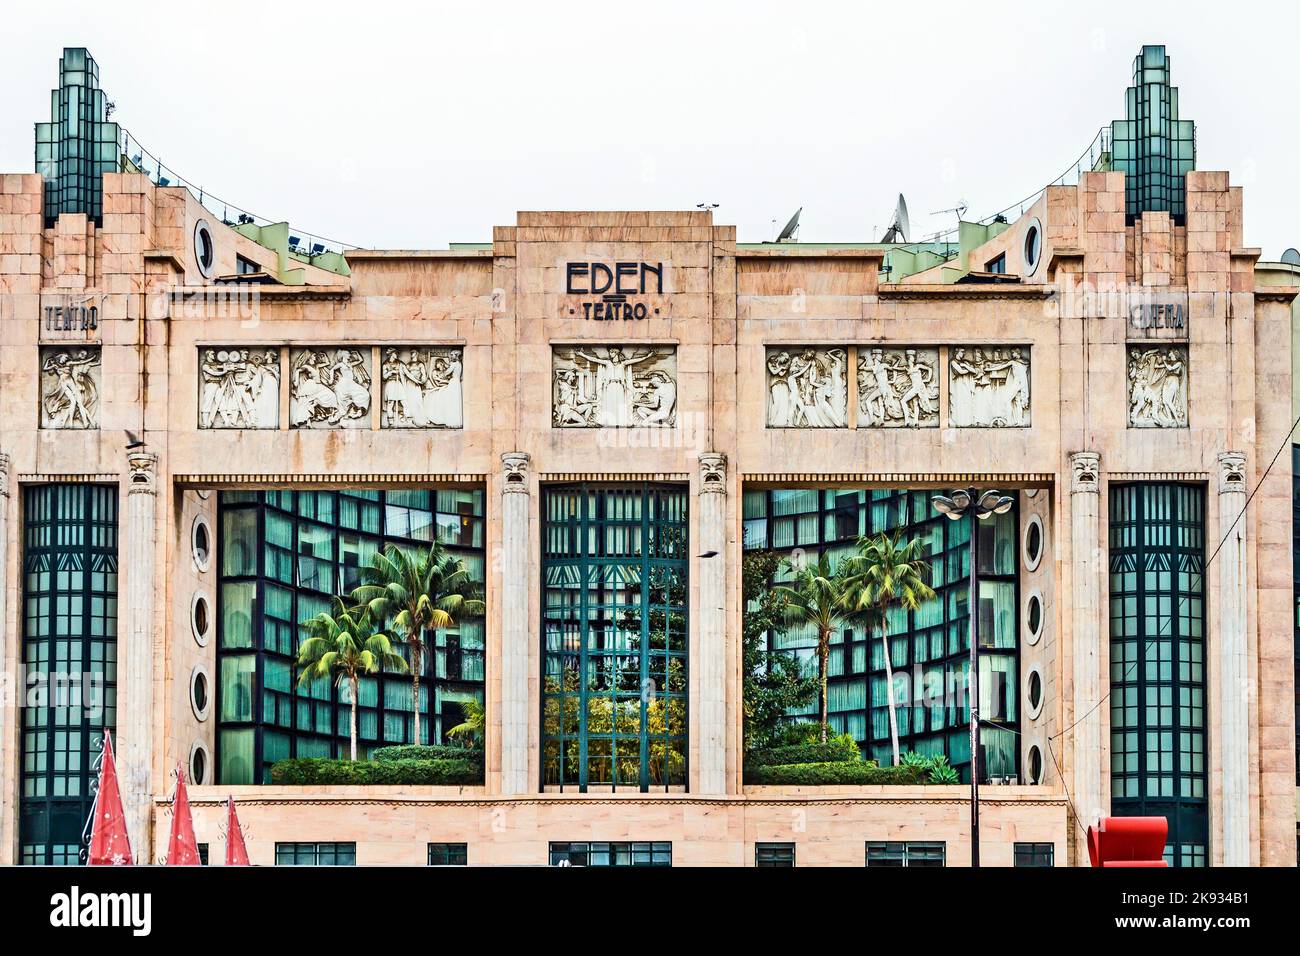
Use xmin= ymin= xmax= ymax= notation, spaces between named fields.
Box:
xmin=930 ymin=488 xmax=1014 ymax=869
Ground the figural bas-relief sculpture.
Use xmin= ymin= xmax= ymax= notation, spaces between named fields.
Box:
xmin=289 ymin=348 xmax=372 ymax=428
xmin=198 ymin=348 xmax=281 ymax=429
xmin=381 ymin=347 xmax=464 ymax=428
xmin=552 ymin=346 xmax=677 ymax=427
xmin=948 ymin=347 xmax=1030 ymax=427
xmin=40 ymin=347 xmax=101 ymax=429
xmin=766 ymin=348 xmax=848 ymax=427
xmin=1128 ymin=346 xmax=1188 ymax=428
xmin=857 ymin=347 xmax=940 ymax=428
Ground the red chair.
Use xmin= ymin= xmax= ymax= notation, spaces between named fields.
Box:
xmin=1087 ymin=816 xmax=1169 ymax=867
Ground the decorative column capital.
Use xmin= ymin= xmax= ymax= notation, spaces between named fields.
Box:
xmin=0 ymin=452 xmax=10 ymax=497
xmin=1068 ymin=451 xmax=1100 ymax=494
xmin=1217 ymin=451 xmax=1247 ymax=494
xmin=501 ymin=452 xmax=531 ymax=494
xmin=126 ymin=450 xmax=158 ymax=496
xmin=698 ymin=452 xmax=727 ymax=494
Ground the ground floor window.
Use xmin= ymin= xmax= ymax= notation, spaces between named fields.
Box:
xmin=866 ymin=841 xmax=946 ymax=867
xmin=743 ymin=487 xmax=1020 ymax=782
xmin=549 ymin=842 xmax=672 ymax=867
xmin=275 ymin=842 xmax=356 ymax=865
xmin=428 ymin=843 xmax=468 ymax=865
xmin=541 ymin=484 xmax=688 ymax=792
xmin=216 ymin=488 xmax=485 ymax=783
xmin=755 ymin=842 xmax=796 ymax=867
xmin=18 ymin=483 xmax=118 ymax=866
xmin=1013 ymin=842 xmax=1054 ymax=867
xmin=1108 ymin=483 xmax=1208 ymax=867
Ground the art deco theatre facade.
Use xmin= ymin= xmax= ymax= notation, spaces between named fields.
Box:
xmin=0 ymin=46 xmax=1294 ymax=867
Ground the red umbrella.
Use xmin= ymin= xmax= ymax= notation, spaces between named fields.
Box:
xmin=87 ymin=729 xmax=133 ymax=866
xmin=165 ymin=764 xmax=200 ymax=865
xmin=225 ymin=796 xmax=250 ymax=866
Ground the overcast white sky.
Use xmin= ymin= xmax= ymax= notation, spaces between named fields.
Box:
xmin=2 ymin=0 xmax=1296 ymax=254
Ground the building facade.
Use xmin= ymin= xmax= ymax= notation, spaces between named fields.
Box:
xmin=0 ymin=47 xmax=1295 ymax=867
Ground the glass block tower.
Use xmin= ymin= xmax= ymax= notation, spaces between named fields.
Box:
xmin=34 ymin=48 xmax=121 ymax=226
xmin=1110 ymin=45 xmax=1196 ymax=224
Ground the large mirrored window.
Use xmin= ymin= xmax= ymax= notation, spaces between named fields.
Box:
xmin=743 ymin=488 xmax=1020 ymax=782
xmin=216 ymin=488 xmax=485 ymax=783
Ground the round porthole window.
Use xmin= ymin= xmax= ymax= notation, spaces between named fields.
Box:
xmin=1022 ymin=217 xmax=1043 ymax=276
xmin=1022 ymin=514 xmax=1045 ymax=572
xmin=1026 ymin=667 xmax=1044 ymax=719
xmin=194 ymin=219 xmax=216 ymax=278
xmin=1024 ymin=590 xmax=1045 ymax=646
xmin=1027 ymin=744 xmax=1044 ymax=785
xmin=190 ymin=663 xmax=211 ymax=721
xmin=189 ymin=740 xmax=210 ymax=785
xmin=191 ymin=590 xmax=212 ymax=647
xmin=191 ymin=513 xmax=212 ymax=572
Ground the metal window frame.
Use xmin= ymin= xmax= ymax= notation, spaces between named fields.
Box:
xmin=540 ymin=483 xmax=689 ymax=793
xmin=216 ymin=488 xmax=485 ymax=784
xmin=743 ymin=487 xmax=1020 ymax=781
xmin=1107 ymin=481 xmax=1208 ymax=867
xmin=18 ymin=483 xmax=119 ymax=866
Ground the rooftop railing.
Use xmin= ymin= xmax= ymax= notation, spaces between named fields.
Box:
xmin=898 ymin=126 xmax=1113 ymax=252
xmin=118 ymin=128 xmax=357 ymax=257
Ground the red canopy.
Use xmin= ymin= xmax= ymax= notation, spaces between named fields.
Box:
xmin=225 ymin=796 xmax=250 ymax=866
xmin=1087 ymin=816 xmax=1169 ymax=867
xmin=87 ymin=729 xmax=133 ymax=866
xmin=165 ymin=764 xmax=200 ymax=865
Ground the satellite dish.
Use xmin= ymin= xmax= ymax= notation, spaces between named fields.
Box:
xmin=882 ymin=194 xmax=910 ymax=243
xmin=1282 ymin=247 xmax=1300 ymax=265
xmin=776 ymin=208 xmax=802 ymax=242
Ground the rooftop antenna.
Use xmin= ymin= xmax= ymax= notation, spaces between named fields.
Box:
xmin=931 ymin=199 xmax=969 ymax=220
xmin=1281 ymin=247 xmax=1300 ymax=266
xmin=776 ymin=207 xmax=802 ymax=242
xmin=881 ymin=194 xmax=911 ymax=243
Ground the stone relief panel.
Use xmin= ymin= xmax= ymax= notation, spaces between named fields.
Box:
xmin=381 ymin=347 xmax=463 ymax=428
xmin=766 ymin=347 xmax=848 ymax=427
xmin=1127 ymin=346 xmax=1188 ymax=428
xmin=289 ymin=348 xmax=372 ymax=429
xmin=199 ymin=348 xmax=281 ymax=429
xmin=40 ymin=346 xmax=101 ymax=429
xmin=552 ymin=346 xmax=677 ymax=427
xmin=856 ymin=347 xmax=939 ymax=428
xmin=948 ymin=347 xmax=1031 ymax=427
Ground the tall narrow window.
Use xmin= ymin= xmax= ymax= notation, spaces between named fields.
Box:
xmin=541 ymin=484 xmax=688 ymax=791
xmin=1109 ymin=483 xmax=1207 ymax=866
xmin=19 ymin=484 xmax=118 ymax=865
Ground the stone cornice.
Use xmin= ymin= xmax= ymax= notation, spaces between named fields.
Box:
xmin=173 ymin=473 xmax=487 ymax=488
xmin=736 ymin=247 xmax=886 ymax=261
xmin=539 ymin=472 xmax=691 ymax=482
xmin=1254 ymin=286 xmax=1300 ymax=303
xmin=170 ymin=284 xmax=351 ymax=302
xmin=167 ymin=788 xmax=1067 ymax=809
xmin=878 ymin=283 xmax=1055 ymax=301
xmin=744 ymin=472 xmax=1053 ymax=485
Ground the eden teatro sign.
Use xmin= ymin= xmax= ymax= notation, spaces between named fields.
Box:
xmin=565 ymin=261 xmax=665 ymax=321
